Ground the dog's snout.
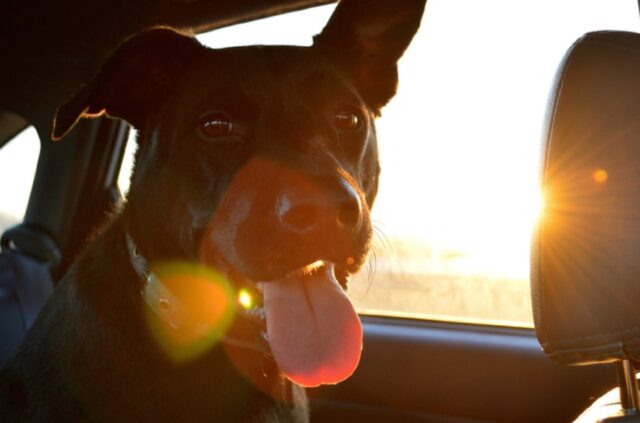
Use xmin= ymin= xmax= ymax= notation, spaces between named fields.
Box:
xmin=276 ymin=179 xmax=363 ymax=236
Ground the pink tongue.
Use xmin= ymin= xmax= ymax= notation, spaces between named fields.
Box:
xmin=261 ymin=264 xmax=362 ymax=387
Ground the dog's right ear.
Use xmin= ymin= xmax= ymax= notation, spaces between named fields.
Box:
xmin=52 ymin=28 xmax=203 ymax=141
xmin=313 ymin=0 xmax=426 ymax=114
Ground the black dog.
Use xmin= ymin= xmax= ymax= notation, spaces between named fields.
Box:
xmin=0 ymin=0 xmax=425 ymax=421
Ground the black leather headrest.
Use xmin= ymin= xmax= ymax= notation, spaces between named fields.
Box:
xmin=533 ymin=31 xmax=640 ymax=365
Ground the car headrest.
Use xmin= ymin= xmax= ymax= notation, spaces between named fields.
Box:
xmin=533 ymin=31 xmax=640 ymax=366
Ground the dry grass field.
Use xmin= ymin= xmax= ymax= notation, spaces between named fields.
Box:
xmin=348 ymin=237 xmax=534 ymax=326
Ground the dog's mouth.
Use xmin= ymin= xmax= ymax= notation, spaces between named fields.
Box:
xmin=229 ymin=260 xmax=362 ymax=388
xmin=189 ymin=158 xmax=370 ymax=387
xmin=131 ymin=226 xmax=363 ymax=386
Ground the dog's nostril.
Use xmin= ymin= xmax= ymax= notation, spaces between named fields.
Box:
xmin=279 ymin=202 xmax=319 ymax=234
xmin=337 ymin=201 xmax=361 ymax=231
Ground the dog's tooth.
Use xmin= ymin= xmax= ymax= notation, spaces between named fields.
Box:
xmin=248 ymin=306 xmax=265 ymax=319
xmin=253 ymin=307 xmax=265 ymax=320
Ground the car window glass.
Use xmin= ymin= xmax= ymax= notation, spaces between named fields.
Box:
xmin=0 ymin=125 xmax=40 ymax=234
xmin=353 ymin=0 xmax=638 ymax=326
xmin=118 ymin=129 xmax=137 ymax=196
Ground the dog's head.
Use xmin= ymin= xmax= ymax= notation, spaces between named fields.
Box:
xmin=52 ymin=0 xmax=425 ymax=387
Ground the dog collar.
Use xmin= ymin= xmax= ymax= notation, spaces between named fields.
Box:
xmin=126 ymin=234 xmax=187 ymax=330
xmin=125 ymin=234 xmax=271 ymax=354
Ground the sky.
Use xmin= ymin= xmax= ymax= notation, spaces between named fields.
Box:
xmin=2 ymin=0 xmax=639 ymax=281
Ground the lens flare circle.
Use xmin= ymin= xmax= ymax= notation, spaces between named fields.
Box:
xmin=143 ymin=261 xmax=236 ymax=363
xmin=593 ymin=168 xmax=608 ymax=184
xmin=238 ymin=288 xmax=254 ymax=310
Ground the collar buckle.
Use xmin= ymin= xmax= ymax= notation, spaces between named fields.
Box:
xmin=126 ymin=235 xmax=186 ymax=330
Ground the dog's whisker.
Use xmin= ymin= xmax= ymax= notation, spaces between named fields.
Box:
xmin=364 ymin=248 xmax=377 ymax=293
xmin=370 ymin=248 xmax=378 ymax=283
xmin=372 ymin=222 xmax=393 ymax=253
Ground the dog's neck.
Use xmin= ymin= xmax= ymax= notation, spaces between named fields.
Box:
xmin=124 ymin=232 xmax=298 ymax=403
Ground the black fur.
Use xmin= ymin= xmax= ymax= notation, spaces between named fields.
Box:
xmin=0 ymin=1 xmax=425 ymax=421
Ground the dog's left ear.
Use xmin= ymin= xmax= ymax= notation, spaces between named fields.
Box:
xmin=313 ymin=0 xmax=426 ymax=113
xmin=52 ymin=28 xmax=203 ymax=140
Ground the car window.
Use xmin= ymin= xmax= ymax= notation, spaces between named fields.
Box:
xmin=0 ymin=124 xmax=40 ymax=234
xmin=117 ymin=0 xmax=640 ymax=327
xmin=118 ymin=129 xmax=137 ymax=196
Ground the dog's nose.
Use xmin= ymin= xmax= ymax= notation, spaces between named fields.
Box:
xmin=276 ymin=180 xmax=363 ymax=235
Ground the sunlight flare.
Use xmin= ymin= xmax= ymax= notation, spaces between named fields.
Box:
xmin=143 ymin=261 xmax=236 ymax=363
xmin=238 ymin=288 xmax=254 ymax=310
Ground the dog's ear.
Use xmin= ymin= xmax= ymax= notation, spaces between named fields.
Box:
xmin=313 ymin=0 xmax=426 ymax=113
xmin=52 ymin=28 xmax=203 ymax=140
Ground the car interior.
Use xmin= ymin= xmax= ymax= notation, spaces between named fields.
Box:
xmin=2 ymin=0 xmax=640 ymax=422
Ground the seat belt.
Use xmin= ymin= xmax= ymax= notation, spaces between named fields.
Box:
xmin=0 ymin=224 xmax=59 ymax=365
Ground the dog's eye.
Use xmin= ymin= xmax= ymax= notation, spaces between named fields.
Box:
xmin=333 ymin=111 xmax=362 ymax=131
xmin=199 ymin=112 xmax=234 ymax=139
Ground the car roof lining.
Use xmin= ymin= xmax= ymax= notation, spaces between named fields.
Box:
xmin=0 ymin=112 xmax=29 ymax=149
xmin=164 ymin=0 xmax=334 ymax=34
